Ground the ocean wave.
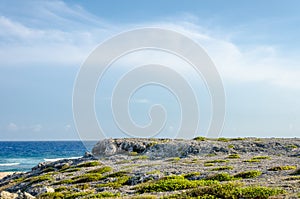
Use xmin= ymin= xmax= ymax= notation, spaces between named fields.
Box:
xmin=44 ymin=156 xmax=82 ymax=162
xmin=0 ymin=163 xmax=20 ymax=167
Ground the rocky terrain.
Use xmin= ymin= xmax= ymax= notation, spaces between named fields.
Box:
xmin=1 ymin=137 xmax=300 ymax=198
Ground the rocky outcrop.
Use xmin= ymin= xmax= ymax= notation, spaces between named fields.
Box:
xmin=92 ymin=138 xmax=300 ymax=158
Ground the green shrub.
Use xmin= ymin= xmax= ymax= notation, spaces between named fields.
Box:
xmin=38 ymin=192 xmax=64 ymax=199
xmin=137 ymin=178 xmax=218 ymax=193
xmin=42 ymin=166 xmax=56 ymax=173
xmin=129 ymin=151 xmax=138 ymax=156
xmin=61 ymin=167 xmax=81 ymax=173
xmin=183 ymin=172 xmax=201 ymax=178
xmin=166 ymin=157 xmax=180 ymax=162
xmin=146 ymin=170 xmax=161 ymax=175
xmin=268 ymin=165 xmax=297 ymax=171
xmin=234 ymin=170 xmax=262 ymax=179
xmin=64 ymin=191 xmax=93 ymax=199
xmin=205 ymin=160 xmax=228 ymax=164
xmin=204 ymin=163 xmax=214 ymax=167
xmin=211 ymin=166 xmax=233 ymax=171
xmin=243 ymin=159 xmax=261 ymax=163
xmin=105 ymin=171 xmax=128 ymax=178
xmin=168 ymin=182 xmax=285 ymax=199
xmin=227 ymin=154 xmax=240 ymax=159
xmin=77 ymin=161 xmax=101 ymax=167
xmin=205 ymin=173 xmax=235 ymax=181
xmin=87 ymin=166 xmax=113 ymax=174
xmin=73 ymin=183 xmax=90 ymax=190
xmin=97 ymin=175 xmax=130 ymax=188
xmin=72 ymin=173 xmax=103 ymax=183
xmin=52 ymin=179 xmax=74 ymax=185
xmin=252 ymin=156 xmax=270 ymax=160
xmin=89 ymin=192 xmax=121 ymax=198
xmin=216 ymin=137 xmax=230 ymax=142
xmin=28 ymin=174 xmax=53 ymax=184
xmin=133 ymin=155 xmax=149 ymax=160
xmin=193 ymin=136 xmax=206 ymax=141
xmin=227 ymin=145 xmax=234 ymax=149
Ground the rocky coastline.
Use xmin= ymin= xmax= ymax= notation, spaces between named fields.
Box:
xmin=1 ymin=137 xmax=300 ymax=198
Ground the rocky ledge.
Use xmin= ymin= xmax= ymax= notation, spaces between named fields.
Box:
xmin=0 ymin=137 xmax=300 ymax=199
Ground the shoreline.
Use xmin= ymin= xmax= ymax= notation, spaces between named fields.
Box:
xmin=0 ymin=172 xmax=14 ymax=180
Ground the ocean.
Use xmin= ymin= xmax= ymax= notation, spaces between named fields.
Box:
xmin=0 ymin=141 xmax=97 ymax=172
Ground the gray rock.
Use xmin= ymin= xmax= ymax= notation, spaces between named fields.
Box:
xmin=26 ymin=186 xmax=54 ymax=196
xmin=0 ymin=191 xmax=18 ymax=199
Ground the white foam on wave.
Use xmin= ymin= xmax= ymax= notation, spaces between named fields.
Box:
xmin=44 ymin=156 xmax=82 ymax=162
xmin=0 ymin=163 xmax=20 ymax=166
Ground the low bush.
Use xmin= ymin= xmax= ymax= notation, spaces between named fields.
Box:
xmin=211 ymin=166 xmax=233 ymax=171
xmin=268 ymin=165 xmax=297 ymax=171
xmin=234 ymin=170 xmax=262 ymax=179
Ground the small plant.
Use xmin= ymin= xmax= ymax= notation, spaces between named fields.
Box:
xmin=204 ymin=163 xmax=214 ymax=167
xmin=227 ymin=154 xmax=240 ymax=159
xmin=234 ymin=170 xmax=262 ymax=179
xmin=217 ymin=137 xmax=230 ymax=142
xmin=105 ymin=171 xmax=128 ymax=178
xmin=52 ymin=179 xmax=74 ymax=185
xmin=166 ymin=157 xmax=180 ymax=162
xmin=73 ymin=183 xmax=90 ymax=190
xmin=87 ymin=166 xmax=113 ymax=174
xmin=193 ymin=136 xmax=206 ymax=141
xmin=129 ymin=151 xmax=138 ymax=156
xmin=146 ymin=170 xmax=161 ymax=175
xmin=205 ymin=159 xmax=228 ymax=164
xmin=286 ymin=144 xmax=298 ymax=149
xmin=205 ymin=172 xmax=235 ymax=181
xmin=54 ymin=186 xmax=67 ymax=192
xmin=137 ymin=177 xmax=218 ymax=193
xmin=252 ymin=156 xmax=270 ymax=160
xmin=268 ymin=165 xmax=297 ymax=171
xmin=61 ymin=167 xmax=81 ymax=173
xmin=211 ymin=166 xmax=233 ymax=171
xmin=27 ymin=174 xmax=53 ymax=184
xmin=183 ymin=172 xmax=200 ymax=178
xmin=133 ymin=155 xmax=149 ymax=160
xmin=39 ymin=192 xmax=64 ymax=199
xmin=243 ymin=159 xmax=261 ymax=163
xmin=90 ymin=192 xmax=121 ymax=198
xmin=228 ymin=144 xmax=234 ymax=149
xmin=72 ymin=173 xmax=103 ymax=183
xmin=77 ymin=161 xmax=101 ymax=167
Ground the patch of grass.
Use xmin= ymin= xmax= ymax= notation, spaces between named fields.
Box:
xmin=105 ymin=171 xmax=128 ymax=178
xmin=116 ymin=160 xmax=131 ymax=164
xmin=183 ymin=172 xmax=200 ymax=179
xmin=193 ymin=136 xmax=207 ymax=141
xmin=130 ymin=195 xmax=157 ymax=199
xmin=166 ymin=157 xmax=180 ymax=162
xmin=52 ymin=179 xmax=74 ymax=185
xmin=204 ymin=163 xmax=214 ymax=167
xmin=230 ymin=137 xmax=246 ymax=141
xmin=204 ymin=160 xmax=228 ymax=164
xmin=77 ymin=161 xmax=101 ymax=167
xmin=252 ymin=155 xmax=270 ymax=160
xmin=97 ymin=175 xmax=130 ymax=188
xmin=64 ymin=191 xmax=93 ymax=199
xmin=206 ymin=153 xmax=217 ymax=157
xmin=169 ymin=182 xmax=285 ymax=199
xmin=268 ymin=165 xmax=297 ymax=171
xmin=73 ymin=183 xmax=90 ymax=190
xmin=61 ymin=167 xmax=81 ymax=173
xmin=87 ymin=166 xmax=113 ymax=174
xmin=211 ymin=166 xmax=233 ymax=171
xmin=227 ymin=154 xmax=240 ymax=159
xmin=42 ymin=166 xmax=56 ymax=173
xmin=146 ymin=170 xmax=161 ymax=175
xmin=39 ymin=192 xmax=64 ymax=199
xmin=243 ymin=159 xmax=261 ymax=163
xmin=227 ymin=144 xmax=234 ymax=149
xmin=27 ymin=174 xmax=53 ymax=184
xmin=90 ymin=192 xmax=121 ymax=198
xmin=146 ymin=142 xmax=158 ymax=148
xmin=133 ymin=155 xmax=149 ymax=160
xmin=286 ymin=144 xmax=298 ymax=149
xmin=216 ymin=137 xmax=230 ymax=142
xmin=234 ymin=170 xmax=262 ymax=179
xmin=284 ymin=176 xmax=300 ymax=181
xmin=137 ymin=177 xmax=219 ymax=193
xmin=54 ymin=186 xmax=67 ymax=192
xmin=72 ymin=173 xmax=103 ymax=183
xmin=205 ymin=172 xmax=235 ymax=181
xmin=129 ymin=151 xmax=139 ymax=156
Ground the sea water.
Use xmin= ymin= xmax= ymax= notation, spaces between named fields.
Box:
xmin=0 ymin=141 xmax=96 ymax=172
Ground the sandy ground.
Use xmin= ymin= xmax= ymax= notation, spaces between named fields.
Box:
xmin=0 ymin=172 xmax=14 ymax=180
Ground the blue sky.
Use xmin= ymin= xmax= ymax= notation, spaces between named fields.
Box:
xmin=0 ymin=0 xmax=300 ymax=140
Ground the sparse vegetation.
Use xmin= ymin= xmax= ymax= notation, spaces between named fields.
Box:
xmin=205 ymin=172 xmax=235 ymax=181
xmin=227 ymin=154 xmax=240 ymax=159
xmin=268 ymin=165 xmax=297 ymax=171
xmin=205 ymin=159 xmax=228 ymax=164
xmin=204 ymin=163 xmax=214 ymax=167
xmin=87 ymin=166 xmax=113 ymax=174
xmin=211 ymin=166 xmax=234 ymax=171
xmin=234 ymin=170 xmax=262 ymax=179
xmin=193 ymin=136 xmax=207 ymax=141
xmin=77 ymin=161 xmax=101 ymax=167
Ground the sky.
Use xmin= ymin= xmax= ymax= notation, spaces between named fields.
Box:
xmin=0 ymin=0 xmax=300 ymax=140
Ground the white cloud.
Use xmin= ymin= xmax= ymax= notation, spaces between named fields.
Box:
xmin=0 ymin=0 xmax=300 ymax=90
xmin=7 ymin=122 xmax=18 ymax=131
